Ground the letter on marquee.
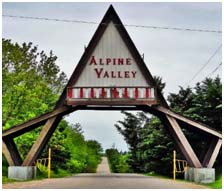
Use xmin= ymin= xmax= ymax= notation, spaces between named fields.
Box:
xmin=94 ymin=68 xmax=103 ymax=78
xmin=132 ymin=71 xmax=137 ymax=78
xmin=126 ymin=58 xmax=132 ymax=65
xmin=106 ymin=58 xmax=111 ymax=65
xmin=89 ymin=56 xmax=97 ymax=65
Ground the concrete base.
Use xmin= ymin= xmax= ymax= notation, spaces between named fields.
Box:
xmin=184 ymin=167 xmax=215 ymax=184
xmin=8 ymin=166 xmax=36 ymax=180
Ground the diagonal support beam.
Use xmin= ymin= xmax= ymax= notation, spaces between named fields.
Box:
xmin=166 ymin=115 xmax=202 ymax=168
xmin=22 ymin=115 xmax=62 ymax=166
xmin=2 ymin=141 xmax=14 ymax=166
xmin=2 ymin=106 xmax=76 ymax=138
xmin=2 ymin=138 xmax=22 ymax=166
xmin=202 ymin=137 xmax=222 ymax=168
xmin=154 ymin=105 xmax=222 ymax=139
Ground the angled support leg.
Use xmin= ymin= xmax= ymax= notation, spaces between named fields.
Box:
xmin=165 ymin=115 xmax=202 ymax=168
xmin=202 ymin=137 xmax=222 ymax=168
xmin=2 ymin=138 xmax=22 ymax=166
xmin=22 ymin=115 xmax=62 ymax=166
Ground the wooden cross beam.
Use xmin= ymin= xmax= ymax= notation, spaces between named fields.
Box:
xmin=22 ymin=116 xmax=62 ymax=166
xmin=2 ymin=139 xmax=22 ymax=166
xmin=2 ymin=106 xmax=78 ymax=138
xmin=202 ymin=137 xmax=222 ymax=168
xmin=153 ymin=105 xmax=222 ymax=139
xmin=165 ymin=115 xmax=202 ymax=167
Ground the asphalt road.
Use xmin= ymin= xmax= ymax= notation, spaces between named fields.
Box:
xmin=3 ymin=157 xmax=208 ymax=189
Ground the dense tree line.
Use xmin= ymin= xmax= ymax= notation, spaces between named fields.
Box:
xmin=2 ymin=39 xmax=102 ymax=177
xmin=115 ymin=76 xmax=222 ymax=176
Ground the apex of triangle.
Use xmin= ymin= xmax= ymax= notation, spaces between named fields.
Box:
xmin=104 ymin=4 xmax=116 ymax=14
xmin=108 ymin=4 xmax=114 ymax=9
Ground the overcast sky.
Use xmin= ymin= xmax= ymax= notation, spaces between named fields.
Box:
xmin=2 ymin=2 xmax=222 ymax=151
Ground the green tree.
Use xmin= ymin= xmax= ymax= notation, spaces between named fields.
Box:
xmin=115 ymin=112 xmax=145 ymax=172
xmin=115 ymin=111 xmax=175 ymax=175
xmin=168 ymin=77 xmax=221 ymax=131
xmin=85 ymin=140 xmax=103 ymax=172
xmin=106 ymin=148 xmax=131 ymax=173
xmin=137 ymin=116 xmax=174 ymax=175
xmin=168 ymin=87 xmax=194 ymax=113
xmin=2 ymin=39 xmax=67 ymax=129
xmin=106 ymin=148 xmax=120 ymax=172
xmin=154 ymin=75 xmax=166 ymax=94
xmin=62 ymin=124 xmax=103 ymax=173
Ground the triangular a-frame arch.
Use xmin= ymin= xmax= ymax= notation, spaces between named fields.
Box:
xmin=3 ymin=5 xmax=221 ymax=173
xmin=55 ymin=5 xmax=167 ymax=108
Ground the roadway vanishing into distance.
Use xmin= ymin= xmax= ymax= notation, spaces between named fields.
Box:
xmin=3 ymin=157 xmax=208 ymax=189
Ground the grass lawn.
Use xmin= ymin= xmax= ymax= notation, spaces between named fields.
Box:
xmin=2 ymin=176 xmax=21 ymax=184
xmin=207 ymin=176 xmax=222 ymax=189
xmin=2 ymin=167 xmax=75 ymax=184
